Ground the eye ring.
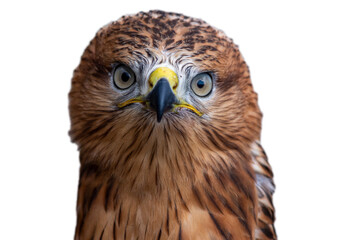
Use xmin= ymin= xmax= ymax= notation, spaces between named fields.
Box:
xmin=190 ymin=73 xmax=213 ymax=97
xmin=113 ymin=64 xmax=136 ymax=90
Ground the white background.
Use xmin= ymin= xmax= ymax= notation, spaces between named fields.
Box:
xmin=1 ymin=1 xmax=359 ymax=239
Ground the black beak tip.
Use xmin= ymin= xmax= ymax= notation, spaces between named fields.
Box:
xmin=157 ymin=111 xmax=163 ymax=122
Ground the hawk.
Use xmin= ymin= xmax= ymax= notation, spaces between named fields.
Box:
xmin=69 ymin=10 xmax=276 ymax=240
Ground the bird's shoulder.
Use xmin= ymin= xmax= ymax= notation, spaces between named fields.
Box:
xmin=251 ymin=141 xmax=277 ymax=240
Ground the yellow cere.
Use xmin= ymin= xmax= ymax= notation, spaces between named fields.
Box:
xmin=149 ymin=67 xmax=178 ymax=92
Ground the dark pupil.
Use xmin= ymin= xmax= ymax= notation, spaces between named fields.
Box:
xmin=197 ymin=80 xmax=205 ymax=88
xmin=121 ymin=72 xmax=131 ymax=82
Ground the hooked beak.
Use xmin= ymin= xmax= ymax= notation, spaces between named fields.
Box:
xmin=147 ymin=78 xmax=177 ymax=122
xmin=147 ymin=67 xmax=178 ymax=122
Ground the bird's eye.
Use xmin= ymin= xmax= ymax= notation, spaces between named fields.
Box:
xmin=113 ymin=65 xmax=136 ymax=89
xmin=191 ymin=73 xmax=213 ymax=97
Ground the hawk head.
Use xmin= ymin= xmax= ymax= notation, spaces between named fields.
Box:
xmin=69 ymin=10 xmax=261 ymax=167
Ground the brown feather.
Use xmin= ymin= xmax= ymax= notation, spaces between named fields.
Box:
xmin=251 ymin=142 xmax=277 ymax=240
xmin=69 ymin=10 xmax=276 ymax=240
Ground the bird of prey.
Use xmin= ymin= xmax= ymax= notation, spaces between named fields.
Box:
xmin=69 ymin=10 xmax=276 ymax=240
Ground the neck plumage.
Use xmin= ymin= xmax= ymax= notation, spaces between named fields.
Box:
xmin=75 ymin=123 xmax=258 ymax=240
